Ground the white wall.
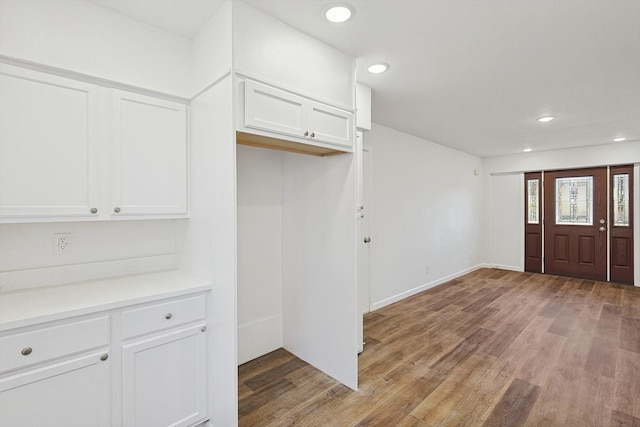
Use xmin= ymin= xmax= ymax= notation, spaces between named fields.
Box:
xmin=0 ymin=220 xmax=181 ymax=292
xmin=484 ymin=140 xmax=640 ymax=174
xmin=192 ymin=1 xmax=232 ymax=95
xmin=365 ymin=124 xmax=484 ymax=310
xmin=485 ymin=174 xmax=523 ymax=271
xmin=236 ymin=145 xmax=283 ymax=364
xmin=233 ymin=1 xmax=354 ymax=108
xmin=483 ymin=141 xmax=640 ymax=286
xmin=0 ymin=0 xmax=193 ymax=97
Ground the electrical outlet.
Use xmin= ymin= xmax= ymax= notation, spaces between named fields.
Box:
xmin=54 ymin=233 xmax=71 ymax=255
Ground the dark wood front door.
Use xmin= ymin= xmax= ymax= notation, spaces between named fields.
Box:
xmin=544 ymin=167 xmax=608 ymax=281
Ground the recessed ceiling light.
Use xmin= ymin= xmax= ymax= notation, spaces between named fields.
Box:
xmin=324 ymin=4 xmax=354 ymax=23
xmin=522 ymin=148 xmax=533 ymax=152
xmin=613 ymin=137 xmax=627 ymax=142
xmin=368 ymin=63 xmax=389 ymax=74
xmin=537 ymin=116 xmax=555 ymax=123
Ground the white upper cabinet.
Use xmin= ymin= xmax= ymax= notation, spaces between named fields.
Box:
xmin=244 ymin=80 xmax=306 ymax=138
xmin=0 ymin=64 xmax=189 ymax=223
xmin=0 ymin=64 xmax=100 ymax=220
xmin=307 ymin=100 xmax=354 ymax=148
xmin=111 ymin=91 xmax=188 ymax=218
xmin=243 ymin=80 xmax=353 ymax=150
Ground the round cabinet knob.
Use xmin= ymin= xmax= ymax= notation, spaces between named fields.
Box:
xmin=201 ymin=326 xmax=207 ymax=333
xmin=165 ymin=313 xmax=173 ymax=320
xmin=21 ymin=347 xmax=33 ymax=356
xmin=364 ymin=237 xmax=371 ymax=243
xmin=90 ymin=207 xmax=98 ymax=214
xmin=310 ymin=132 xmax=315 ymax=138
xmin=114 ymin=207 xmax=121 ymax=213
xmin=304 ymin=131 xmax=309 ymax=137
xmin=100 ymin=353 xmax=109 ymax=361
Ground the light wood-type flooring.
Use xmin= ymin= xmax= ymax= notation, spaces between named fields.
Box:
xmin=238 ymin=268 xmax=640 ymax=426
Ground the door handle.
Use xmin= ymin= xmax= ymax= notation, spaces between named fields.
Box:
xmin=364 ymin=237 xmax=371 ymax=243
xmin=599 ymin=227 xmax=606 ymax=232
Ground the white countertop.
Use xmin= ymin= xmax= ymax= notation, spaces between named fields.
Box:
xmin=0 ymin=270 xmax=211 ymax=331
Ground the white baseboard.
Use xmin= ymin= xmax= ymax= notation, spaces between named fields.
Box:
xmin=237 ymin=314 xmax=283 ymax=365
xmin=371 ymin=264 xmax=486 ymax=311
xmin=486 ymin=263 xmax=523 ymax=272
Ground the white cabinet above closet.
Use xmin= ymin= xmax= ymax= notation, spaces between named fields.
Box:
xmin=240 ymin=79 xmax=354 ymax=153
xmin=0 ymin=63 xmax=188 ymax=223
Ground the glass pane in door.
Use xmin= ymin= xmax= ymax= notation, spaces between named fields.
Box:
xmin=613 ymin=173 xmax=630 ymax=226
xmin=527 ymin=179 xmax=539 ymax=224
xmin=556 ymin=176 xmax=593 ymax=225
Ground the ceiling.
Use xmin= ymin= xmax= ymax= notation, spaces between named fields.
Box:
xmin=89 ymin=0 xmax=640 ymax=158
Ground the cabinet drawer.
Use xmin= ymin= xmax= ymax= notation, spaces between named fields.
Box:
xmin=0 ymin=316 xmax=109 ymax=373
xmin=121 ymin=295 xmax=206 ymax=339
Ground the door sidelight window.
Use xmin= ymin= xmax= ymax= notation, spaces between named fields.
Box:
xmin=527 ymin=178 xmax=540 ymax=224
xmin=613 ymin=173 xmax=630 ymax=226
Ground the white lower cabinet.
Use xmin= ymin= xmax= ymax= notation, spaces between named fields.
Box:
xmin=0 ymin=291 xmax=209 ymax=427
xmin=122 ymin=325 xmax=208 ymax=427
xmin=120 ymin=293 xmax=208 ymax=427
xmin=0 ymin=316 xmax=111 ymax=427
xmin=0 ymin=352 xmax=111 ymax=427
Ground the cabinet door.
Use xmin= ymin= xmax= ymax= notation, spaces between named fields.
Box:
xmin=122 ymin=325 xmax=208 ymax=427
xmin=0 ymin=352 xmax=110 ymax=427
xmin=111 ymin=90 xmax=188 ymax=218
xmin=244 ymin=80 xmax=306 ymax=139
xmin=0 ymin=64 xmax=100 ymax=221
xmin=307 ymin=101 xmax=354 ymax=149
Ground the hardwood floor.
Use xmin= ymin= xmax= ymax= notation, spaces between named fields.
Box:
xmin=238 ymin=269 xmax=640 ymax=426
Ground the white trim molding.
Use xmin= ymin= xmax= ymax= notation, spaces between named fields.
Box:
xmin=371 ymin=264 xmax=489 ymax=311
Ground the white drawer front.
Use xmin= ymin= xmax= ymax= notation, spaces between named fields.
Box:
xmin=121 ymin=295 xmax=206 ymax=339
xmin=0 ymin=316 xmax=109 ymax=373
